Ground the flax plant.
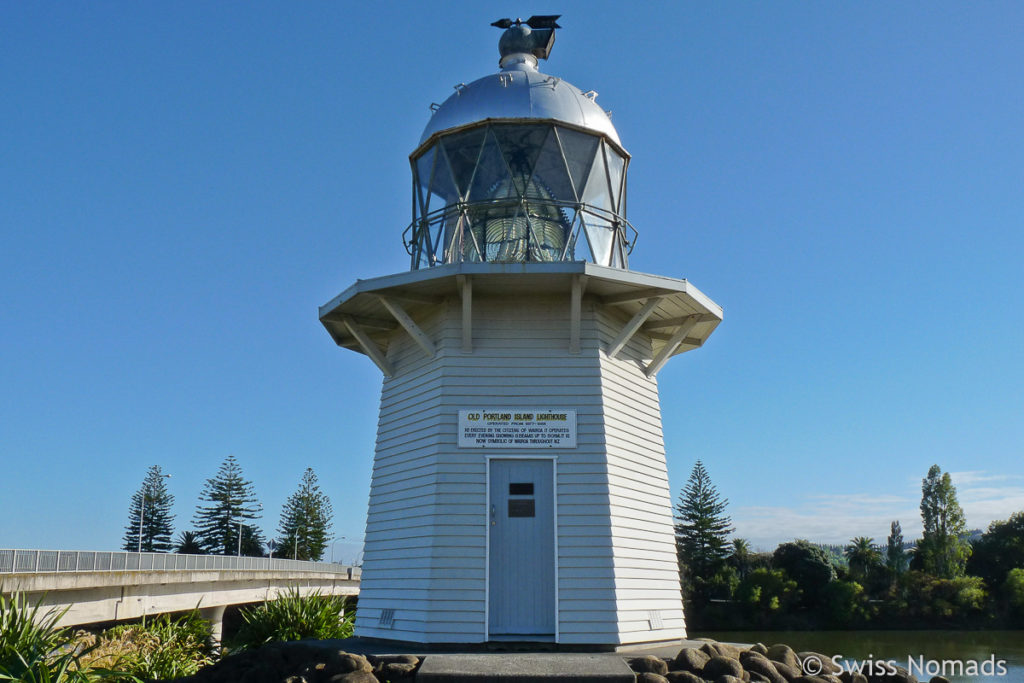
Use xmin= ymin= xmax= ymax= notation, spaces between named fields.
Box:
xmin=229 ymin=588 xmax=354 ymax=651
xmin=0 ymin=592 xmax=138 ymax=682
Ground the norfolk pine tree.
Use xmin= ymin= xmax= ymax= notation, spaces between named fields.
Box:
xmin=277 ymin=467 xmax=334 ymax=561
xmin=122 ymin=465 xmax=175 ymax=552
xmin=675 ymin=460 xmax=734 ymax=603
xmin=193 ymin=454 xmax=265 ymax=556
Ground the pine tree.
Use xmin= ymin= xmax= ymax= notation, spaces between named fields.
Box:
xmin=918 ymin=464 xmax=971 ymax=578
xmin=193 ymin=455 xmax=265 ymax=556
xmin=675 ymin=460 xmax=734 ymax=601
xmin=122 ymin=465 xmax=175 ymax=552
xmin=277 ymin=468 xmax=334 ymax=561
xmin=886 ymin=520 xmax=907 ymax=576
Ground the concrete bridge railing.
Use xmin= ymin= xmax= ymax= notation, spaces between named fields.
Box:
xmin=1 ymin=549 xmax=361 ymax=644
xmin=0 ymin=548 xmax=361 ymax=579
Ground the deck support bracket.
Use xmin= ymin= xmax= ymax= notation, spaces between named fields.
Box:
xmin=606 ymin=297 xmax=665 ymax=359
xmin=644 ymin=315 xmax=700 ymax=378
xmin=378 ymin=296 xmax=436 ymax=359
xmin=341 ymin=314 xmax=393 ymax=377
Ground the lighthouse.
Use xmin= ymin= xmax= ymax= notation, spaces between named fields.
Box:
xmin=319 ymin=16 xmax=722 ymax=647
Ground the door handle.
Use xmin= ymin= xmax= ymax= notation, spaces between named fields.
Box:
xmin=491 ymin=503 xmax=496 ymax=526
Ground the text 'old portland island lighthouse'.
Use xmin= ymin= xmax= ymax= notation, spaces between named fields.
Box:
xmin=319 ymin=16 xmax=722 ymax=647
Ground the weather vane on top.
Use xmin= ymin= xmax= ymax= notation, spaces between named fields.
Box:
xmin=490 ymin=15 xmax=562 ymax=61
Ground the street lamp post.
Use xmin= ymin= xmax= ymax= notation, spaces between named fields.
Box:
xmin=138 ymin=473 xmax=172 ymax=553
xmin=236 ymin=503 xmax=263 ymax=557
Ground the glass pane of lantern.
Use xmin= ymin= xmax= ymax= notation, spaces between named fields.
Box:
xmin=414 ymin=145 xmax=436 ymax=215
xmin=555 ymin=126 xmax=600 ymax=200
xmin=468 ymin=129 xmax=512 ymax=202
xmin=441 ymin=126 xmax=486 ymax=200
xmin=528 ymin=125 xmax=575 ymax=203
xmin=491 ymin=125 xmax=549 ymax=195
xmin=429 ymin=146 xmax=459 ymax=209
xmin=604 ymin=146 xmax=625 ymax=215
xmin=581 ymin=141 xmax=612 ymax=213
xmin=581 ymin=214 xmax=614 ymax=266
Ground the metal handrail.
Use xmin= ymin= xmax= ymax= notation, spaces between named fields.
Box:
xmin=0 ymin=549 xmax=361 ymax=579
xmin=402 ymin=197 xmax=639 ymax=265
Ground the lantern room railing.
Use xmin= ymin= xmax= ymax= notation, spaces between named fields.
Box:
xmin=403 ymin=197 xmax=638 ymax=270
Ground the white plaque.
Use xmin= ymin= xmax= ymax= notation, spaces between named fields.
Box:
xmin=458 ymin=409 xmax=577 ymax=448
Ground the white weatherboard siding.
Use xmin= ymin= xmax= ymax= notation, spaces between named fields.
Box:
xmin=353 ymin=290 xmax=687 ymax=645
xmin=597 ymin=305 xmax=687 ymax=642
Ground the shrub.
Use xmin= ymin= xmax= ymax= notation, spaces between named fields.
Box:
xmin=1003 ymin=568 xmax=1024 ymax=624
xmin=822 ymin=579 xmax=872 ymax=626
xmin=772 ymin=540 xmax=837 ymax=607
xmin=735 ymin=568 xmax=798 ymax=624
xmin=77 ymin=612 xmax=214 ymax=680
xmin=0 ymin=592 xmax=138 ymax=682
xmin=898 ymin=571 xmax=988 ymax=624
xmin=229 ymin=588 xmax=354 ymax=651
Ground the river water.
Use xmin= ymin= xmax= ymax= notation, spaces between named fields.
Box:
xmin=698 ymin=630 xmax=1023 ymax=682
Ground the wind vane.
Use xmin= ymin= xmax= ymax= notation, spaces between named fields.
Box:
xmin=491 ymin=15 xmax=562 ymax=61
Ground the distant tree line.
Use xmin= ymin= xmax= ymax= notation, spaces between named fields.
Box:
xmin=675 ymin=460 xmax=1024 ymax=629
xmin=121 ymin=456 xmax=337 ymax=561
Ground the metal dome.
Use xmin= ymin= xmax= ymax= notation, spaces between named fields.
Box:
xmin=419 ymin=56 xmax=622 ymax=148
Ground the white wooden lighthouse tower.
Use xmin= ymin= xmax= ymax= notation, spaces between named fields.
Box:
xmin=319 ymin=17 xmax=722 ymax=647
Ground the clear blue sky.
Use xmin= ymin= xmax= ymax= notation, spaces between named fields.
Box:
xmin=2 ymin=2 xmax=1022 ymax=556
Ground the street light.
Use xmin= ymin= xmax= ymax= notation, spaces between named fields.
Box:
xmin=236 ymin=503 xmax=263 ymax=557
xmin=138 ymin=473 xmax=172 ymax=553
xmin=330 ymin=537 xmax=347 ymax=563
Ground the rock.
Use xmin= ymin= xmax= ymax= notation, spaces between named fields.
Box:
xmin=326 ymin=674 xmax=378 ymax=683
xmin=837 ymin=672 xmax=868 ymax=683
xmin=630 ymin=655 xmax=670 ymax=675
xmin=750 ymin=674 xmax=772 ymax=683
xmin=716 ymin=676 xmax=746 ymax=683
xmin=884 ymin=665 xmax=919 ymax=683
xmin=703 ymin=655 xmax=745 ymax=680
xmin=636 ymin=674 xmax=670 ymax=683
xmin=715 ymin=642 xmax=744 ymax=660
xmin=750 ymin=643 xmax=769 ymax=656
xmin=383 ymin=662 xmax=418 ymax=680
xmin=772 ymin=660 xmax=803 ymax=682
xmin=665 ymin=672 xmax=705 ymax=683
xmin=740 ymin=651 xmax=786 ymax=683
xmin=928 ymin=677 xmax=950 ymax=683
xmin=672 ymin=648 xmax=711 ymax=674
xmin=334 ymin=653 xmax=374 ymax=674
xmin=798 ymin=652 xmax=841 ymax=675
xmin=702 ymin=642 xmax=720 ymax=658
xmin=767 ymin=644 xmax=802 ymax=671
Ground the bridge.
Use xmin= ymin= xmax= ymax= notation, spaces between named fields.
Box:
xmin=0 ymin=549 xmax=360 ymax=644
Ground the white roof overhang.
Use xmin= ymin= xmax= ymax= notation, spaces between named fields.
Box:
xmin=319 ymin=262 xmax=722 ymax=374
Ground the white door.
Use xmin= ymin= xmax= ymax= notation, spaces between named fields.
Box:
xmin=488 ymin=458 xmax=556 ymax=637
